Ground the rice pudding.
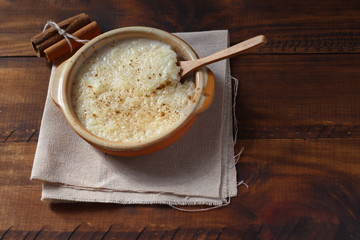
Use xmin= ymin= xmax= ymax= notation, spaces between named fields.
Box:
xmin=71 ymin=38 xmax=195 ymax=143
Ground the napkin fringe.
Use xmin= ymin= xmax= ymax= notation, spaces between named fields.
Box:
xmin=232 ymin=76 xmax=240 ymax=143
xmin=42 ymin=196 xmax=226 ymax=206
xmin=42 ymin=183 xmax=248 ymax=209
xmin=169 ymin=181 xmax=251 ymax=212
xmin=39 ymin=182 xmax=229 ymax=200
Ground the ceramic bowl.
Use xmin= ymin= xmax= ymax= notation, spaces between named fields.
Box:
xmin=51 ymin=26 xmax=215 ymax=156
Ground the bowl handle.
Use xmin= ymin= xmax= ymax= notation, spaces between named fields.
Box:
xmin=51 ymin=60 xmax=69 ymax=108
xmin=193 ymin=68 xmax=215 ymax=115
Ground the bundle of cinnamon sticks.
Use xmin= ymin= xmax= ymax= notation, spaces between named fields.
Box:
xmin=31 ymin=13 xmax=101 ymax=62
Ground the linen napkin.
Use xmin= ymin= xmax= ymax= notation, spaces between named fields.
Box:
xmin=31 ymin=30 xmax=237 ymax=206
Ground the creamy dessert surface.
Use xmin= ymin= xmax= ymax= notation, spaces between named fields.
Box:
xmin=71 ymin=38 xmax=195 ymax=143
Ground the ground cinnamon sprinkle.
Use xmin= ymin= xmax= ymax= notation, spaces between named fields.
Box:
xmin=71 ymin=38 xmax=195 ymax=143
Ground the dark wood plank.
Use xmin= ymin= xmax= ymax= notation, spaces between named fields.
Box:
xmin=170 ymin=228 xmax=224 ymax=240
xmin=0 ymin=227 xmax=229 ymax=240
xmin=2 ymin=0 xmax=360 ymax=56
xmin=1 ymin=139 xmax=360 ymax=239
xmin=235 ymin=139 xmax=360 ymax=239
xmin=0 ymin=129 xmax=38 ymax=143
xmin=234 ymin=54 xmax=360 ymax=139
xmin=0 ymin=58 xmax=49 ymax=132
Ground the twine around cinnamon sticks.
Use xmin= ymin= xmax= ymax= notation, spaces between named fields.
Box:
xmin=31 ymin=13 xmax=101 ymax=62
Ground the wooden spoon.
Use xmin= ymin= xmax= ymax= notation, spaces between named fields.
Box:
xmin=179 ymin=35 xmax=267 ymax=77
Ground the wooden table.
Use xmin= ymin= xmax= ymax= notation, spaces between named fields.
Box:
xmin=2 ymin=0 xmax=360 ymax=239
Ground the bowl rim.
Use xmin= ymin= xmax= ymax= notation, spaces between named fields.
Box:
xmin=59 ymin=26 xmax=207 ymax=151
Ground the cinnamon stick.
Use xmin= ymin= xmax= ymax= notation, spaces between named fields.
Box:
xmin=31 ymin=13 xmax=91 ymax=57
xmin=44 ymin=21 xmax=101 ymax=62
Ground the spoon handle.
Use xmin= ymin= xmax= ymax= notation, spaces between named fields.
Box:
xmin=180 ymin=35 xmax=267 ymax=77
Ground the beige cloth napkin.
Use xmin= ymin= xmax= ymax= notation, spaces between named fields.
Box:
xmin=31 ymin=30 xmax=237 ymax=206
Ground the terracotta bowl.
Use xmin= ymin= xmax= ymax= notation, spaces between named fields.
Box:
xmin=51 ymin=26 xmax=215 ymax=156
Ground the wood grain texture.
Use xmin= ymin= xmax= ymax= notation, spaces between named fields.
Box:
xmin=0 ymin=226 xmax=251 ymax=240
xmin=2 ymin=54 xmax=360 ymax=141
xmin=2 ymin=0 xmax=360 ymax=239
xmin=233 ymin=54 xmax=360 ymax=139
xmin=0 ymin=58 xmax=49 ymax=131
xmin=2 ymin=0 xmax=360 ymax=56
xmin=1 ymin=140 xmax=360 ymax=238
